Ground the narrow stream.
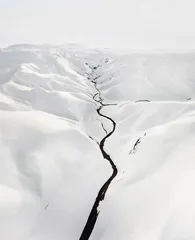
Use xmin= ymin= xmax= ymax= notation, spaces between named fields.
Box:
xmin=79 ymin=79 xmax=118 ymax=240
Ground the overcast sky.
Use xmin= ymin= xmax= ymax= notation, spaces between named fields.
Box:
xmin=1 ymin=0 xmax=195 ymax=50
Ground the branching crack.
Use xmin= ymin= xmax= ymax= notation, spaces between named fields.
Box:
xmin=79 ymin=64 xmax=118 ymax=240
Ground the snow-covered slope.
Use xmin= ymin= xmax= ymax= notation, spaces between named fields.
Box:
xmin=1 ymin=44 xmax=195 ymax=240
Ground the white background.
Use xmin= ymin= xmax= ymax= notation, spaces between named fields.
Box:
xmin=1 ymin=0 xmax=195 ymax=50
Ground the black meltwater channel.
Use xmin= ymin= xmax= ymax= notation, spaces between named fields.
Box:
xmin=79 ymin=65 xmax=118 ymax=240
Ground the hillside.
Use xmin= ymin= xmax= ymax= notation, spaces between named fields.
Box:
xmin=1 ymin=44 xmax=195 ymax=240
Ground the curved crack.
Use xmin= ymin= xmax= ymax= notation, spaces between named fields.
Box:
xmin=101 ymin=123 xmax=108 ymax=135
xmin=79 ymin=71 xmax=118 ymax=240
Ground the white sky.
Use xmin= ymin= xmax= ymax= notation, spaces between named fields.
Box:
xmin=1 ymin=0 xmax=195 ymax=50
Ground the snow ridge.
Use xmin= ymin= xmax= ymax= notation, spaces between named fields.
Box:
xmin=1 ymin=44 xmax=195 ymax=240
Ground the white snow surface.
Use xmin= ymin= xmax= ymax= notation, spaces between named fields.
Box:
xmin=1 ymin=44 xmax=195 ymax=240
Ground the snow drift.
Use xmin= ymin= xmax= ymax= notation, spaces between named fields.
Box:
xmin=1 ymin=44 xmax=195 ymax=240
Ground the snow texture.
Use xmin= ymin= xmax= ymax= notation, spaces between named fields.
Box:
xmin=1 ymin=44 xmax=195 ymax=240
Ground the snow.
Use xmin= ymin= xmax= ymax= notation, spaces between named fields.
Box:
xmin=92 ymin=116 xmax=195 ymax=240
xmin=1 ymin=44 xmax=195 ymax=239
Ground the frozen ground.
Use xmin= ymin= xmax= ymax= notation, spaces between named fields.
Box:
xmin=1 ymin=44 xmax=195 ymax=239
